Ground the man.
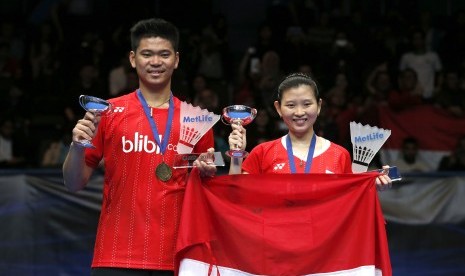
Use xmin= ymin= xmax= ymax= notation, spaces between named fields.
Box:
xmin=393 ymin=137 xmax=430 ymax=172
xmin=63 ymin=18 xmax=216 ymax=276
xmin=399 ymin=29 xmax=442 ymax=102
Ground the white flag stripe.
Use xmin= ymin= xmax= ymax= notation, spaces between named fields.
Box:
xmin=179 ymin=258 xmax=383 ymax=276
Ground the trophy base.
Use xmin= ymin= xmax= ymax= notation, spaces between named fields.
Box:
xmin=173 ymin=152 xmax=225 ymax=168
xmin=372 ymin=166 xmax=402 ymax=182
xmin=226 ymin=149 xmax=249 ymax=159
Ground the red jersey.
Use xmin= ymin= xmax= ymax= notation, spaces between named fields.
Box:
xmin=85 ymin=92 xmax=214 ymax=270
xmin=242 ymin=136 xmax=352 ymax=174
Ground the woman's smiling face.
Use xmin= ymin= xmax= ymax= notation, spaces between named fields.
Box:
xmin=274 ymin=84 xmax=322 ymax=137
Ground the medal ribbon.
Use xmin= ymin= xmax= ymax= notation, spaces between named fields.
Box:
xmin=286 ymin=133 xmax=316 ymax=174
xmin=137 ymin=89 xmax=174 ymax=154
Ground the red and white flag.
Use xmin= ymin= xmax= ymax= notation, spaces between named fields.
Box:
xmin=378 ymin=105 xmax=465 ymax=170
xmin=175 ymin=170 xmax=391 ymax=276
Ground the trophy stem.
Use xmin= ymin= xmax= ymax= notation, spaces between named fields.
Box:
xmin=226 ymin=149 xmax=249 ymax=159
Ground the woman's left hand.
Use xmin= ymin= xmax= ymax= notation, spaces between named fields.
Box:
xmin=376 ymin=165 xmax=392 ymax=191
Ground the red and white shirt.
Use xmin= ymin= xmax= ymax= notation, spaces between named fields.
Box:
xmin=242 ymin=135 xmax=352 ymax=174
xmin=85 ymin=91 xmax=214 ymax=270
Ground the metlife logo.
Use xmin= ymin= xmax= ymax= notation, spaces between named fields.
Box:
xmin=353 ymin=132 xmax=385 ymax=144
xmin=122 ymin=132 xmax=177 ymax=153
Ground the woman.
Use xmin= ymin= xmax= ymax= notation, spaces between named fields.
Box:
xmin=228 ymin=72 xmax=391 ymax=189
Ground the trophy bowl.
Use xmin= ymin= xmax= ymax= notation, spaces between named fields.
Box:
xmin=222 ymin=105 xmax=257 ymax=158
xmin=75 ymin=95 xmax=113 ymax=148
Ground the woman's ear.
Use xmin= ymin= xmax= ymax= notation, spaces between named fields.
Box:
xmin=274 ymin=101 xmax=282 ymax=118
xmin=317 ymin=98 xmax=323 ymax=116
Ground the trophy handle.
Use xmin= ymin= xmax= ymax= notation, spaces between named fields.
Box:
xmin=221 ymin=115 xmax=230 ymax=125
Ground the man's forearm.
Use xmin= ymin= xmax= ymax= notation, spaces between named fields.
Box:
xmin=62 ymin=143 xmax=93 ymax=192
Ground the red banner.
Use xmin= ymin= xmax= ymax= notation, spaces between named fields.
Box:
xmin=379 ymin=105 xmax=465 ymax=151
xmin=175 ymin=170 xmax=391 ymax=276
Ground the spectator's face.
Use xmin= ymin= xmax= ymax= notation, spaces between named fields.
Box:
xmin=80 ymin=65 xmax=97 ymax=82
xmin=0 ymin=121 xmax=14 ymax=138
xmin=412 ymin=33 xmax=425 ymax=50
xmin=0 ymin=45 xmax=8 ymax=60
xmin=261 ymin=51 xmax=280 ymax=72
xmin=445 ymin=72 xmax=459 ymax=89
xmin=193 ymin=76 xmax=207 ymax=92
xmin=329 ymin=89 xmax=346 ymax=107
xmin=456 ymin=149 xmax=465 ymax=165
xmin=259 ymin=26 xmax=272 ymax=41
xmin=196 ymin=89 xmax=217 ymax=110
xmin=399 ymin=71 xmax=417 ymax=91
xmin=255 ymin=109 xmax=270 ymax=126
xmin=130 ymin=37 xmax=179 ymax=89
xmin=403 ymin=143 xmax=418 ymax=163
xmin=375 ymin=73 xmax=391 ymax=92
xmin=335 ymin=73 xmax=348 ymax=87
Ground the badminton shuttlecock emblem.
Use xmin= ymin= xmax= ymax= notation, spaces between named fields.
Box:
xmin=177 ymin=102 xmax=220 ymax=154
xmin=350 ymin=121 xmax=391 ymax=173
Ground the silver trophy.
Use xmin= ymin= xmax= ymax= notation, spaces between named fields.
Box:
xmin=222 ymin=105 xmax=257 ymax=158
xmin=75 ymin=95 xmax=113 ymax=148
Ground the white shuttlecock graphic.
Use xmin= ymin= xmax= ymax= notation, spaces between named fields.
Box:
xmin=177 ymin=102 xmax=220 ymax=154
xmin=350 ymin=121 xmax=391 ymax=173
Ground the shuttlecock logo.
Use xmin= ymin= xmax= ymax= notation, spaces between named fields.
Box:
xmin=350 ymin=122 xmax=391 ymax=173
xmin=177 ymin=102 xmax=221 ymax=154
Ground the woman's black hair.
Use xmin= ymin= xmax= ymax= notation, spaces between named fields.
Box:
xmin=277 ymin=73 xmax=320 ymax=103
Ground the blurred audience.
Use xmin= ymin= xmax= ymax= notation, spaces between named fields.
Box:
xmin=1 ymin=2 xmax=465 ymax=169
xmin=108 ymin=51 xmax=135 ymax=96
xmin=0 ymin=118 xmax=25 ymax=168
xmin=365 ymin=62 xmax=393 ymax=103
xmin=0 ymin=41 xmax=21 ymax=81
xmin=258 ymin=50 xmax=286 ymax=118
xmin=388 ymin=68 xmax=423 ymax=111
xmin=433 ymin=68 xmax=465 ymax=117
xmin=246 ymin=108 xmax=278 ymax=151
xmin=438 ymin=136 xmax=465 ymax=171
xmin=393 ymin=137 xmax=430 ymax=173
xmin=193 ymin=87 xmax=220 ymax=113
xmin=399 ymin=29 xmax=442 ymax=102
xmin=40 ymin=132 xmax=71 ymax=168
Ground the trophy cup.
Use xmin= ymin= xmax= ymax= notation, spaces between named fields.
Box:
xmin=222 ymin=105 xmax=257 ymax=158
xmin=75 ymin=95 xmax=113 ymax=148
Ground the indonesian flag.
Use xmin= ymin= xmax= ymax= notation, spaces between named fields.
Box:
xmin=378 ymin=105 xmax=465 ymax=170
xmin=175 ymin=170 xmax=391 ymax=276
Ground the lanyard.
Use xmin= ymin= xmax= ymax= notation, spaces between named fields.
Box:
xmin=136 ymin=89 xmax=174 ymax=154
xmin=286 ymin=133 xmax=316 ymax=174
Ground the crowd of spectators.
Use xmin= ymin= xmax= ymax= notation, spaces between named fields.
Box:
xmin=1 ymin=0 xmax=465 ymax=171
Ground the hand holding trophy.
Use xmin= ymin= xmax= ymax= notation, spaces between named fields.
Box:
xmin=75 ymin=95 xmax=113 ymax=148
xmin=222 ymin=105 xmax=257 ymax=158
